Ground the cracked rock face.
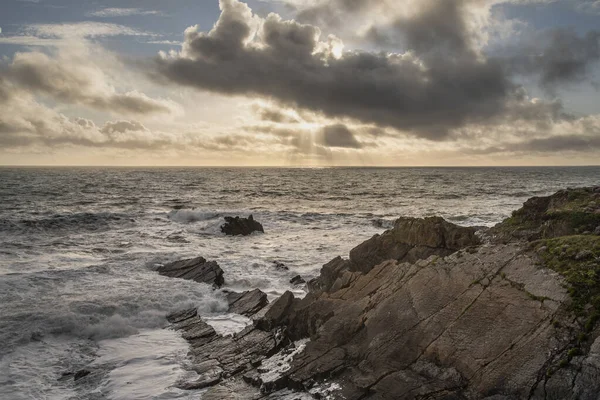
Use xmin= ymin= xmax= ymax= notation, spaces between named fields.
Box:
xmin=280 ymin=245 xmax=569 ymax=399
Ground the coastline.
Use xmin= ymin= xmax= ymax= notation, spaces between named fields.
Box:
xmin=162 ymin=187 xmax=600 ymax=399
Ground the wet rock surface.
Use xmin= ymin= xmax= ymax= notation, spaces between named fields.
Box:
xmin=290 ymin=275 xmax=306 ymax=285
xmin=157 ymin=256 xmax=224 ymax=287
xmin=221 ymin=215 xmax=265 ymax=236
xmin=164 ymin=187 xmax=600 ymax=399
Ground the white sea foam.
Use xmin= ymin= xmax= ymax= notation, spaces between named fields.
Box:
xmin=92 ymin=329 xmax=198 ymax=400
xmin=259 ymin=339 xmax=309 ymax=384
xmin=203 ymin=313 xmax=252 ymax=336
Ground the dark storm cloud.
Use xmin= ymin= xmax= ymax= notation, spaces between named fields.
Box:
xmin=507 ymin=29 xmax=600 ymax=89
xmin=153 ymin=0 xmax=521 ymax=139
xmin=320 ymin=124 xmax=363 ymax=148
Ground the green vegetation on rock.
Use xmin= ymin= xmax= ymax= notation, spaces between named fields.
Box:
xmin=493 ymin=187 xmax=600 ymax=241
xmin=535 ymin=235 xmax=600 ymax=329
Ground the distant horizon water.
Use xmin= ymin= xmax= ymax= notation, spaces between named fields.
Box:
xmin=2 ymin=164 xmax=600 ymax=168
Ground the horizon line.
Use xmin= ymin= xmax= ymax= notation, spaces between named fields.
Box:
xmin=1 ymin=164 xmax=600 ymax=169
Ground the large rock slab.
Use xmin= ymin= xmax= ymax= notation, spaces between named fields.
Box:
xmin=221 ymin=215 xmax=264 ymax=236
xmin=278 ymin=245 xmax=573 ymax=399
xmin=158 ymin=257 xmax=224 ymax=287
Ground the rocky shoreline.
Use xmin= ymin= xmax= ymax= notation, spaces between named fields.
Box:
xmin=162 ymin=188 xmax=600 ymax=399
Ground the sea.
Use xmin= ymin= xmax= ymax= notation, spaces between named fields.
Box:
xmin=0 ymin=166 xmax=598 ymax=399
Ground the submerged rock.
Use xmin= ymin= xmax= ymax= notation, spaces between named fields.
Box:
xmin=290 ymin=275 xmax=306 ymax=285
xmin=221 ymin=215 xmax=264 ymax=236
xmin=157 ymin=257 xmax=224 ymax=287
xmin=273 ymin=261 xmax=288 ymax=271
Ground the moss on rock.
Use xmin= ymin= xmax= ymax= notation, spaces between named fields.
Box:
xmin=535 ymin=235 xmax=600 ymax=328
xmin=493 ymin=187 xmax=600 ymax=241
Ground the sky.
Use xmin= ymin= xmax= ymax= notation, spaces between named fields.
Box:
xmin=0 ymin=0 xmax=599 ymax=166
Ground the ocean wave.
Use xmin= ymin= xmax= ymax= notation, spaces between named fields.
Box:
xmin=0 ymin=212 xmax=134 ymax=234
xmin=0 ymin=274 xmax=229 ymax=353
xmin=167 ymin=209 xmax=221 ymax=224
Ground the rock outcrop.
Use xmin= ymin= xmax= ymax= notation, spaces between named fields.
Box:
xmin=168 ymin=187 xmax=600 ymax=399
xmin=491 ymin=186 xmax=600 ymax=241
xmin=157 ymin=257 xmax=224 ymax=287
xmin=309 ymin=216 xmax=480 ymax=292
xmin=221 ymin=215 xmax=265 ymax=236
xmin=227 ymin=289 xmax=269 ymax=317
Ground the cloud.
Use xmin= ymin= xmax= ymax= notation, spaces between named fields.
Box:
xmin=282 ymin=0 xmax=600 ymax=88
xmin=576 ymin=1 xmax=600 ymax=15
xmin=470 ymin=134 xmax=600 ymax=154
xmin=25 ymin=22 xmax=153 ymax=39
xmin=4 ymin=48 xmax=177 ymax=115
xmin=507 ymin=29 xmax=600 ymax=89
xmin=0 ymin=22 xmax=154 ymax=46
xmin=153 ymin=0 xmax=533 ymax=140
xmin=254 ymin=104 xmax=301 ymax=123
xmin=87 ymin=8 xmax=164 ymax=18
xmin=320 ymin=124 xmax=363 ymax=148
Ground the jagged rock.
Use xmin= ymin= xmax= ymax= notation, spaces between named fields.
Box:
xmin=349 ymin=216 xmax=479 ymax=271
xmin=290 ymin=275 xmax=306 ymax=285
xmin=310 ymin=217 xmax=479 ymax=293
xmin=157 ymin=257 xmax=224 ymax=287
xmin=255 ymin=291 xmax=296 ymax=332
xmin=221 ymin=215 xmax=264 ymax=236
xmin=227 ymin=289 xmax=269 ymax=317
xmin=167 ymin=308 xmax=198 ymax=324
xmin=307 ymin=256 xmax=352 ymax=293
xmin=168 ymin=304 xmax=291 ymax=392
